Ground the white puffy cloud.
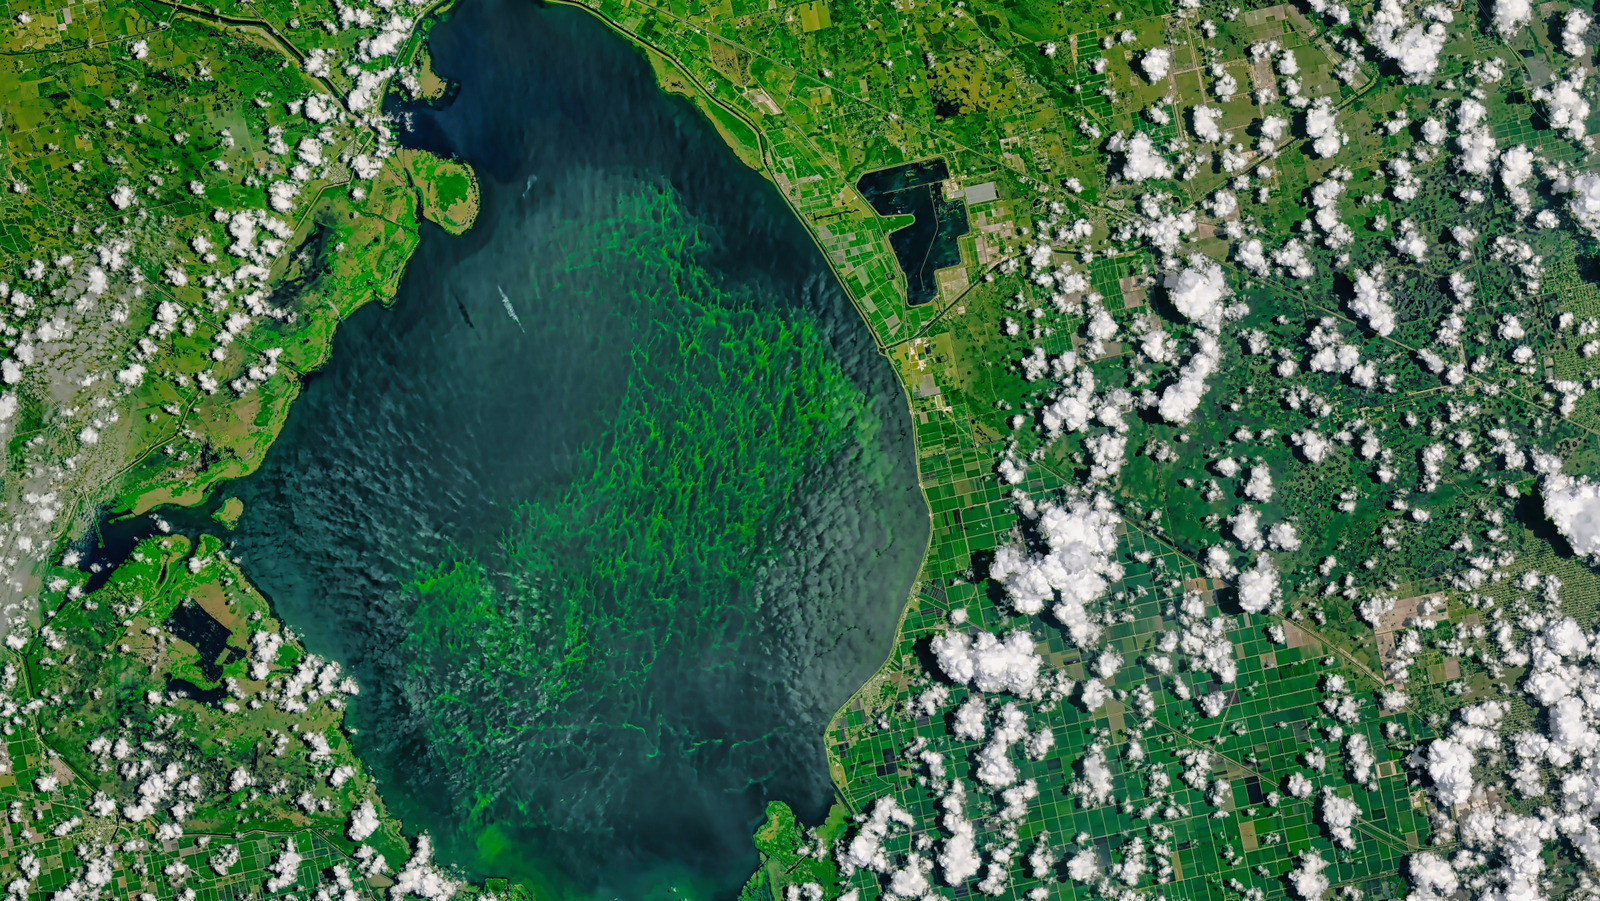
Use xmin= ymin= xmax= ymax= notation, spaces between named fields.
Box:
xmin=1426 ymin=738 xmax=1475 ymax=806
xmin=1272 ymin=239 xmax=1315 ymax=279
xmin=1191 ymin=105 xmax=1223 ymax=142
xmin=1364 ymin=0 xmax=1446 ymax=84
xmin=304 ymin=95 xmax=338 ymax=124
xmin=265 ymin=840 xmax=303 ymax=893
xmin=1536 ymin=73 xmax=1592 ymax=142
xmin=1244 ymin=465 xmax=1274 ymax=502
xmin=1564 ymin=171 xmax=1600 ymax=234
xmin=1564 ymin=9 xmax=1593 ymax=56
xmin=888 ymin=857 xmax=930 ymax=898
xmin=1303 ymin=98 xmax=1345 ymax=158
xmin=1234 ymin=238 xmax=1268 ymax=275
xmin=347 ymin=801 xmax=379 ymax=842
xmin=1073 ymin=745 xmax=1115 ymax=805
xmin=1406 ymin=852 xmax=1459 ymax=900
xmin=1164 ymin=258 xmax=1231 ymax=331
xmin=303 ymin=47 xmax=335 ymax=78
xmin=1230 ymin=507 xmax=1263 ymax=551
xmin=1140 ymin=47 xmax=1172 ymax=82
xmin=1320 ymin=791 xmax=1360 ymax=849
xmin=975 ymin=703 xmax=1029 ymax=787
xmin=990 ymin=497 xmax=1123 ymax=645
xmin=1108 ymin=131 xmax=1174 ymax=182
xmin=930 ymin=629 xmax=1042 ymax=695
xmin=348 ymin=68 xmax=395 ymax=113
xmin=360 ymin=15 xmax=414 ymax=61
xmin=1348 ymin=267 xmax=1396 ymax=336
xmin=1492 ymin=0 xmax=1531 ymax=38
xmin=1458 ymin=128 xmax=1499 ymax=177
xmin=938 ymin=800 xmax=981 ymax=884
xmin=953 ymin=695 xmax=986 ymax=741
xmin=1159 ymin=331 xmax=1222 ymax=423
xmin=1291 ymin=429 xmax=1333 ymax=464
xmin=840 ymin=798 xmax=914 ymax=874
xmin=1065 ymin=849 xmax=1098 ymax=882
xmin=1392 ymin=224 xmax=1427 ymax=261
xmin=1288 ymin=851 xmax=1329 ymax=900
xmin=1236 ymin=558 xmax=1278 ymax=613
xmin=1544 ymin=467 xmax=1600 ymax=560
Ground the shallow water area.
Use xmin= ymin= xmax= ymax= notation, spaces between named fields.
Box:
xmin=133 ymin=2 xmax=930 ymax=898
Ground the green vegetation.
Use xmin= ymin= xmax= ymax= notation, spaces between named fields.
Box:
xmin=0 ymin=0 xmax=482 ymax=899
xmin=401 ymin=148 xmax=481 ymax=236
xmin=1 ymin=532 xmax=435 ymax=901
xmin=12 ymin=0 xmax=1600 ymax=894
xmin=212 ymin=497 xmax=245 ymax=529
xmin=740 ymin=802 xmax=849 ymax=901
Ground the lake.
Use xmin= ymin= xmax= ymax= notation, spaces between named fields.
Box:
xmin=183 ymin=2 xmax=929 ymax=898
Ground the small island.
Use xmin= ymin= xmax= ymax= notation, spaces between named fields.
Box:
xmin=212 ymin=497 xmax=245 ymax=529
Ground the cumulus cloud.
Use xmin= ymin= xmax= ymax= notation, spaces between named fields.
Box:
xmin=303 ymin=47 xmax=335 ymax=78
xmin=1236 ymin=558 xmax=1278 ymax=613
xmin=1303 ymin=98 xmax=1345 ymax=158
xmin=989 ymin=497 xmax=1122 ymax=645
xmin=1536 ymin=73 xmax=1592 ymax=142
xmin=937 ymin=789 xmax=981 ymax=884
xmin=1500 ymin=143 xmax=1535 ymax=211
xmin=348 ymin=801 xmax=379 ymax=842
xmin=1234 ymin=238 xmax=1268 ymax=275
xmin=975 ymin=704 xmax=1029 ymax=787
xmin=953 ymin=695 xmax=986 ymax=741
xmin=1164 ymin=258 xmax=1231 ymax=331
xmin=1406 ymin=852 xmax=1458 ymax=900
xmin=1159 ymin=331 xmax=1222 ymax=423
xmin=348 ymin=68 xmax=395 ymax=113
xmin=1564 ymin=9 xmax=1593 ymax=57
xmin=265 ymin=840 xmax=303 ymax=893
xmin=1347 ymin=268 xmax=1396 ymax=336
xmin=1320 ymin=790 xmax=1361 ymax=849
xmin=930 ymin=630 xmax=1042 ymax=695
xmin=389 ymin=836 xmax=460 ymax=901
xmin=1288 ymin=851 xmax=1329 ymax=900
xmin=1364 ymin=0 xmax=1446 ymax=84
xmin=1073 ymin=745 xmax=1115 ymax=805
xmin=1564 ymin=171 xmax=1600 ymax=234
xmin=840 ymin=798 xmax=914 ymax=874
xmin=1140 ymin=47 xmax=1172 ymax=82
xmin=1191 ymin=105 xmax=1223 ymax=142
xmin=1457 ymin=127 xmax=1498 ymax=177
xmin=1426 ymin=737 xmax=1475 ymax=806
xmin=1108 ymin=131 xmax=1174 ymax=182
xmin=1543 ymin=465 xmax=1600 ymax=560
xmin=1492 ymin=0 xmax=1531 ymax=38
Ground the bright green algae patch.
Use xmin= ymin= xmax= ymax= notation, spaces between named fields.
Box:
xmin=386 ymin=186 xmax=880 ymax=888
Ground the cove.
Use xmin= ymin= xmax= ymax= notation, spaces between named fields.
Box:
xmin=186 ymin=1 xmax=928 ymax=899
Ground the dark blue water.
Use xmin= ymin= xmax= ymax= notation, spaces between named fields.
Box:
xmin=167 ymin=2 xmax=928 ymax=898
xmin=854 ymin=159 xmax=969 ymax=307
